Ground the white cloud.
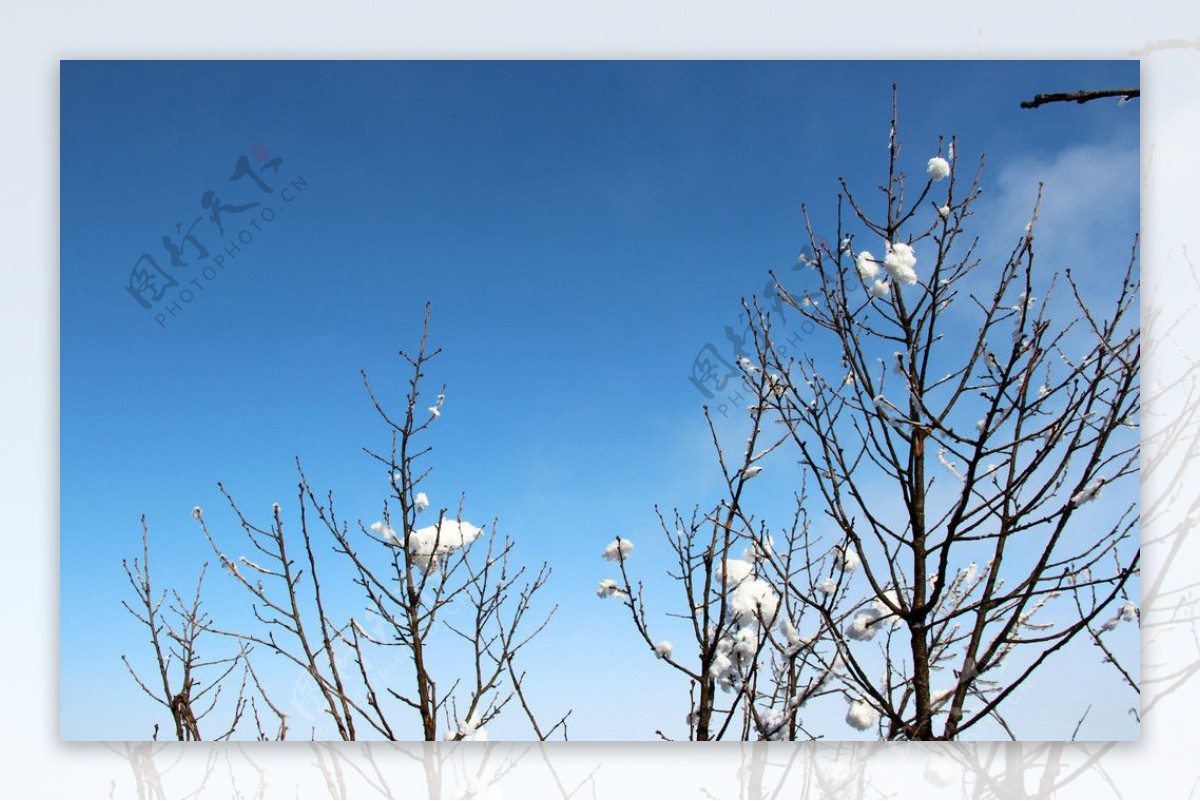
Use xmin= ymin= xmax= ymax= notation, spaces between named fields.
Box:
xmin=988 ymin=139 xmax=1139 ymax=297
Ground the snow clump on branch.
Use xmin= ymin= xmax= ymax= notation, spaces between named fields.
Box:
xmin=407 ymin=519 xmax=481 ymax=572
xmin=1070 ymin=477 xmax=1105 ymax=508
xmin=717 ymin=557 xmax=755 ymax=587
xmin=856 ymin=250 xmax=880 ymax=281
xmin=596 ymin=578 xmax=625 ymax=599
xmin=845 ymin=588 xmax=903 ymax=641
xmin=833 ymin=544 xmax=861 ymax=572
xmin=845 ymin=612 xmax=881 ymax=641
xmin=883 ymin=242 xmax=919 ymax=285
xmin=927 ymin=156 xmax=950 ymax=181
xmin=846 ymin=698 xmax=879 ymax=731
xmin=1099 ymin=599 xmax=1139 ymax=633
xmin=450 ymin=712 xmax=487 ymax=742
xmin=370 ymin=520 xmax=398 ymax=543
xmin=729 ymin=578 xmax=780 ymax=626
xmin=872 ymin=588 xmax=903 ymax=624
xmin=602 ymin=537 xmax=633 ymax=562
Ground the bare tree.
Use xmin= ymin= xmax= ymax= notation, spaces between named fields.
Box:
xmin=602 ymin=88 xmax=1140 ymax=741
xmin=300 ymin=306 xmax=568 ymax=741
xmin=121 ymin=517 xmax=284 ymax=740
xmin=127 ymin=306 xmax=566 ymax=741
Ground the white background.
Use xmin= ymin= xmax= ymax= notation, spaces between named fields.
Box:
xmin=4 ymin=2 xmax=1197 ymax=798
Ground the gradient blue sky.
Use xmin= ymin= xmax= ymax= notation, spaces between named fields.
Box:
xmin=61 ymin=60 xmax=1140 ymax=741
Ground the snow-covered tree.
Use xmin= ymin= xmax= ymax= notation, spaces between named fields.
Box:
xmin=126 ymin=306 xmax=567 ymax=740
xmin=602 ymin=90 xmax=1140 ymax=740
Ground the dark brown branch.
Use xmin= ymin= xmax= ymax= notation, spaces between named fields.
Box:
xmin=1020 ymin=88 xmax=1139 ymax=109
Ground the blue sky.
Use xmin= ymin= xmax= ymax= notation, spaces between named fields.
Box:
xmin=60 ymin=60 xmax=1140 ymax=741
